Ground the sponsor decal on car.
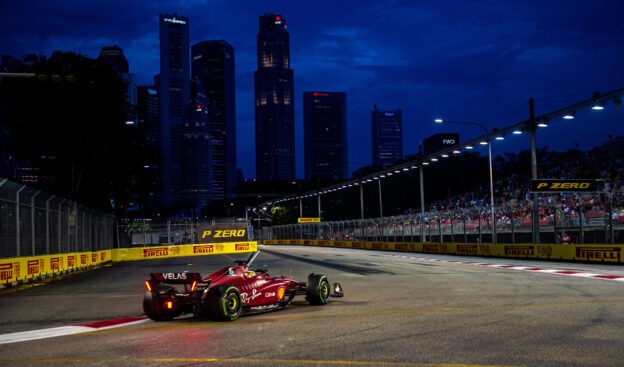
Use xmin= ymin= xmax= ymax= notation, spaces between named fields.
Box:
xmin=241 ymin=288 xmax=262 ymax=304
xmin=160 ymin=273 xmax=187 ymax=280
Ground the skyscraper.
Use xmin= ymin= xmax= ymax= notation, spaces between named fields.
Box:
xmin=159 ymin=14 xmax=190 ymax=207
xmin=191 ymin=40 xmax=237 ymax=201
xmin=96 ymin=45 xmax=129 ymax=73
xmin=254 ymin=13 xmax=295 ymax=181
xmin=179 ymin=79 xmax=212 ymax=212
xmin=372 ymin=105 xmax=403 ymax=168
xmin=303 ymin=92 xmax=348 ymax=180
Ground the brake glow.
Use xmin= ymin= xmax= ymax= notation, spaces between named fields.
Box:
xmin=191 ymin=281 xmax=198 ymax=292
xmin=165 ymin=301 xmax=173 ymax=309
xmin=145 ymin=281 xmax=152 ymax=291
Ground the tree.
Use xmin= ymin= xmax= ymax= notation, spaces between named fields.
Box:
xmin=0 ymin=51 xmax=158 ymax=214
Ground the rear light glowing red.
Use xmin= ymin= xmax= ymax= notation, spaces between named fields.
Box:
xmin=145 ymin=281 xmax=152 ymax=292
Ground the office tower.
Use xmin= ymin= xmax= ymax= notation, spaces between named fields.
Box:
xmin=191 ymin=40 xmax=237 ymax=201
xmin=254 ymin=13 xmax=295 ymax=181
xmin=303 ymin=92 xmax=348 ymax=180
xmin=371 ymin=104 xmax=403 ymax=168
xmin=179 ymin=79 xmax=212 ymax=213
xmin=97 ymin=45 xmax=136 ymax=123
xmin=96 ymin=45 xmax=129 ymax=73
xmin=159 ymin=14 xmax=190 ymax=207
xmin=136 ymin=86 xmax=160 ymax=203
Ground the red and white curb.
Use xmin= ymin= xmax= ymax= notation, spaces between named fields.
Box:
xmin=393 ymin=255 xmax=624 ymax=282
xmin=0 ymin=317 xmax=147 ymax=345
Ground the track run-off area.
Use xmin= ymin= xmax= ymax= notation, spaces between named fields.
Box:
xmin=1 ymin=245 xmax=624 ymax=367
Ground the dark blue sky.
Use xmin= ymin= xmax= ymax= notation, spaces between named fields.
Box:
xmin=2 ymin=0 xmax=623 ymax=180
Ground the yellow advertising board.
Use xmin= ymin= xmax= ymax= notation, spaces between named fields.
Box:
xmin=263 ymin=239 xmax=623 ymax=264
xmin=298 ymin=217 xmax=321 ymax=223
xmin=0 ymin=250 xmax=111 ymax=287
xmin=111 ymin=241 xmax=258 ymax=262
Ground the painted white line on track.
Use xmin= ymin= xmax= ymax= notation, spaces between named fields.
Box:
xmin=393 ymin=255 xmax=624 ymax=282
xmin=0 ymin=317 xmax=148 ymax=345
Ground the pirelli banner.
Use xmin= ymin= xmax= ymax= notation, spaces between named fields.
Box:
xmin=111 ymin=241 xmax=257 ymax=262
xmin=198 ymin=223 xmax=250 ymax=243
xmin=264 ymin=240 xmax=623 ymax=264
xmin=0 ymin=250 xmax=111 ymax=287
xmin=530 ymin=179 xmax=604 ymax=193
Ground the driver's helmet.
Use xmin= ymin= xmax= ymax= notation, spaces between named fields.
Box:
xmin=244 ymin=271 xmax=256 ymax=279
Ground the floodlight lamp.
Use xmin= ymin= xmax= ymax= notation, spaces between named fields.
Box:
xmin=434 ymin=118 xmax=444 ymax=123
xmin=479 ymin=140 xmax=488 ymax=145
xmin=591 ymin=103 xmax=605 ymax=110
xmin=465 ymin=145 xmax=474 ymax=149
xmin=562 ymin=112 xmax=575 ymax=120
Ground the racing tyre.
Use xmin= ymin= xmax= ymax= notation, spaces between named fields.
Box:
xmin=143 ymin=288 xmax=177 ymax=321
xmin=206 ymin=285 xmax=242 ymax=321
xmin=306 ymin=273 xmax=330 ymax=305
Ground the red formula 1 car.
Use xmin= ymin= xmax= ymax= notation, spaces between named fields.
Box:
xmin=143 ymin=251 xmax=344 ymax=321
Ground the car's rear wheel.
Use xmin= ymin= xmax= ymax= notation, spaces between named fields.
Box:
xmin=306 ymin=273 xmax=330 ymax=305
xmin=143 ymin=287 xmax=178 ymax=321
xmin=206 ymin=285 xmax=242 ymax=321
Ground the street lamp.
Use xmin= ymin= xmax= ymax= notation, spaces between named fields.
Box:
xmin=435 ymin=119 xmax=497 ymax=244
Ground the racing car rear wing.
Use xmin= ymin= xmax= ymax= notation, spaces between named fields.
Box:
xmin=149 ymin=272 xmax=203 ymax=284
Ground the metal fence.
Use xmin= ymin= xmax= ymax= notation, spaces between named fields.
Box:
xmin=0 ymin=178 xmax=115 ymax=259
xmin=263 ymin=198 xmax=624 ymax=245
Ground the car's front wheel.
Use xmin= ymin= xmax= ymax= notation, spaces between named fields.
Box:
xmin=306 ymin=273 xmax=330 ymax=305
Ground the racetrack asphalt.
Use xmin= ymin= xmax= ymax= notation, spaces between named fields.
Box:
xmin=1 ymin=245 xmax=624 ymax=367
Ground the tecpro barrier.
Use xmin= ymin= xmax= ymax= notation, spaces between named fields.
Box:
xmin=1 ymin=241 xmax=258 ymax=288
xmin=264 ymin=239 xmax=623 ymax=264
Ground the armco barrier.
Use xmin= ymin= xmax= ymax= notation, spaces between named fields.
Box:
xmin=1 ymin=241 xmax=258 ymax=288
xmin=263 ymin=239 xmax=623 ymax=264
xmin=0 ymin=250 xmax=112 ymax=287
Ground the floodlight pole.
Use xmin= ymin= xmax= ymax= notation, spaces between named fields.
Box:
xmin=529 ymin=98 xmax=540 ymax=243
xmin=435 ymin=120 xmax=497 ymax=243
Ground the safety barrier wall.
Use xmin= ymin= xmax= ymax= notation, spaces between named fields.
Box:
xmin=112 ymin=241 xmax=257 ymax=262
xmin=1 ymin=241 xmax=258 ymax=288
xmin=0 ymin=250 xmax=112 ymax=286
xmin=264 ymin=239 xmax=623 ymax=264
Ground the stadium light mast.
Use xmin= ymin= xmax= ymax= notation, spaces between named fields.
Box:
xmin=434 ymin=119 xmax=497 ymax=244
